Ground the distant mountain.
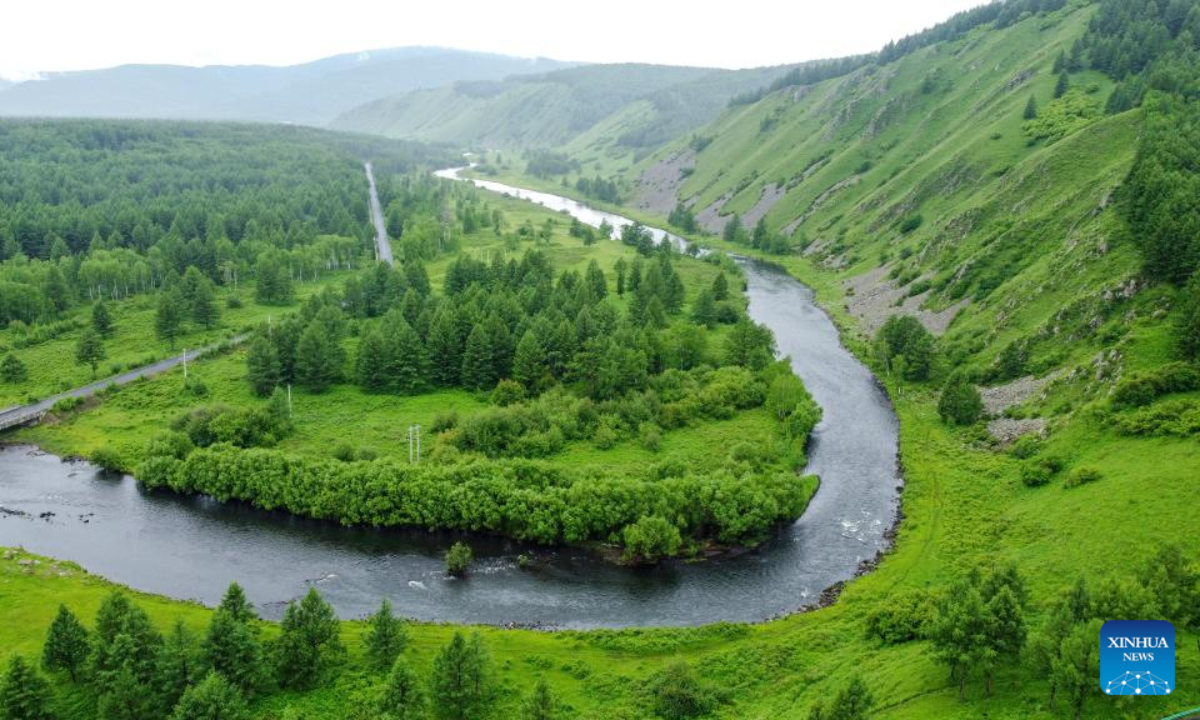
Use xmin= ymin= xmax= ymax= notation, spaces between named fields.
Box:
xmin=331 ymin=63 xmax=795 ymax=155
xmin=0 ymin=48 xmax=571 ymax=126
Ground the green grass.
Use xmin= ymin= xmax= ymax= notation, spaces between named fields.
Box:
xmin=0 ymin=264 xmax=358 ymax=409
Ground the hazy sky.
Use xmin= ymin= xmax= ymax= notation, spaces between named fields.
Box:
xmin=0 ymin=0 xmax=989 ymax=81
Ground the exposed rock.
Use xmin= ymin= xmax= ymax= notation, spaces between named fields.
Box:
xmin=631 ymin=149 xmax=695 ymax=216
xmin=843 ymin=267 xmax=967 ymax=336
xmin=695 ymin=192 xmax=734 ymax=233
xmin=741 ymin=182 xmax=787 ymax=229
xmin=987 ymin=417 xmax=1047 ymax=444
xmin=979 ymin=370 xmax=1067 ymax=416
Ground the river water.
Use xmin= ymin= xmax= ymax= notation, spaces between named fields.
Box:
xmin=0 ymin=172 xmax=900 ymax=628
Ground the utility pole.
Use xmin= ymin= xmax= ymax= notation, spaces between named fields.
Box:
xmin=287 ymin=384 xmax=293 ymax=415
xmin=182 ymin=349 xmax=188 ymax=379
xmin=407 ymin=424 xmax=422 ymax=464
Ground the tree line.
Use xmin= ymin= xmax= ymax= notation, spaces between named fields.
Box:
xmin=3 ymin=583 xmax=571 ymax=720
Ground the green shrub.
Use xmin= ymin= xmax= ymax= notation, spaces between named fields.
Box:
xmin=490 ymin=379 xmax=526 ymax=407
xmin=1009 ymin=434 xmax=1042 ymax=459
xmin=90 ymin=447 xmax=125 ymax=473
xmin=864 ymin=589 xmax=935 ymax=645
xmin=648 ymin=661 xmax=717 ymax=719
xmin=938 ymin=375 xmax=983 ymax=426
xmin=1064 ymin=465 xmax=1103 ymax=488
xmin=445 ymin=542 xmax=473 ymax=576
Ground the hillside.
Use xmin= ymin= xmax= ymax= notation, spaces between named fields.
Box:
xmin=331 ymin=62 xmax=794 ymax=162
xmin=0 ymin=48 xmax=570 ymax=126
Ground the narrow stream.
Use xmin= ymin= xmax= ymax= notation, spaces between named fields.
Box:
xmin=0 ymin=171 xmax=900 ymax=628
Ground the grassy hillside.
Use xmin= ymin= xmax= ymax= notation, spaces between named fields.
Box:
xmin=331 ymin=63 xmax=793 ymax=166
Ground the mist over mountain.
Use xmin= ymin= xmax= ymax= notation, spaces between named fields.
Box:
xmin=0 ymin=47 xmax=571 ymax=125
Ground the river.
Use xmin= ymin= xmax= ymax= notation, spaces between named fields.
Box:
xmin=0 ymin=170 xmax=900 ymax=628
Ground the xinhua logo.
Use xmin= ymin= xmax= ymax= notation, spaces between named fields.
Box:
xmin=1100 ymin=620 xmax=1175 ymax=696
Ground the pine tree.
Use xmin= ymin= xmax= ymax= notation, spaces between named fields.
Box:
xmin=295 ymin=323 xmax=341 ymax=392
xmin=171 ymin=671 xmax=248 ymax=720
xmin=752 ymin=217 xmax=769 ymax=249
xmin=387 ymin=318 xmax=430 ymax=395
xmin=614 ymin=258 xmax=627 ymax=296
xmin=92 ymin=592 xmax=133 ymax=675
xmin=155 ymin=619 xmax=202 ymax=713
xmin=584 ymin=260 xmax=607 ymax=299
xmin=378 ymin=658 xmax=425 ymax=720
xmin=1053 ymin=619 xmax=1102 ymax=720
xmin=808 ymin=675 xmax=874 ymax=720
xmin=355 ymin=329 xmax=390 ymax=392
xmin=691 ymin=289 xmax=718 ymax=329
xmin=97 ymin=634 xmax=158 ymax=720
xmin=92 ymin=300 xmax=114 ymax=337
xmin=427 ymin=309 xmax=463 ymax=387
xmin=1 ymin=656 xmax=53 ymax=720
xmin=1054 ymin=70 xmax=1070 ymax=98
xmin=460 ymin=325 xmax=495 ymax=390
xmin=75 ymin=327 xmax=107 ymax=378
xmin=722 ymin=215 xmax=743 ymax=243
xmin=1178 ymin=271 xmax=1200 ymax=360
xmin=1023 ymin=95 xmax=1038 ymax=120
xmin=512 ymin=330 xmax=547 ymax=392
xmin=982 ymin=585 xmax=1026 ymax=696
xmin=431 ymin=632 xmax=492 ymax=720
xmin=42 ymin=604 xmax=89 ymax=681
xmin=202 ymin=611 xmax=263 ymax=698
xmin=1 ymin=353 xmax=27 ymax=383
xmin=928 ymin=575 xmax=989 ymax=701
xmin=217 ymin=583 xmax=257 ymax=624
xmin=245 ymin=336 xmax=281 ymax=397
xmin=156 ymin=288 xmax=186 ymax=349
xmin=190 ymin=276 xmax=220 ymax=329
xmin=365 ymin=599 xmax=407 ymax=671
xmin=521 ymin=679 xmax=561 ymax=720
xmin=274 ymin=588 xmax=342 ymax=690
xmin=711 ymin=272 xmax=729 ymax=301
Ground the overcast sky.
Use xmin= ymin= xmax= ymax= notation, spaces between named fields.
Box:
xmin=0 ymin=0 xmax=989 ymax=81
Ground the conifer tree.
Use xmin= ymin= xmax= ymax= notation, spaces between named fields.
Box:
xmin=521 ymin=679 xmax=562 ymax=720
xmin=274 ymin=588 xmax=342 ymax=690
xmin=155 ymin=619 xmax=202 ymax=713
xmin=512 ymin=330 xmax=547 ymax=392
xmin=42 ymin=604 xmax=89 ymax=682
xmin=365 ymin=599 xmax=407 ymax=672
xmin=1054 ymin=70 xmax=1070 ymax=98
xmin=75 ymin=327 xmax=107 ymax=378
xmin=92 ymin=300 xmax=114 ymax=337
xmin=202 ymin=612 xmax=263 ymax=698
xmin=431 ymin=632 xmax=492 ymax=720
xmin=460 ymin=325 xmax=495 ymax=390
xmin=1023 ymin=95 xmax=1039 ymax=120
xmin=378 ymin=658 xmax=425 ymax=720
xmin=1 ymin=656 xmax=53 ymax=720
xmin=171 ymin=671 xmax=248 ymax=720
xmin=156 ymin=288 xmax=186 ymax=349
xmin=245 ymin=336 xmax=281 ymax=397
xmin=217 ymin=583 xmax=257 ymax=624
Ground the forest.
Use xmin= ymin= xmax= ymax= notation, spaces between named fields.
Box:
xmin=138 ymin=240 xmax=821 ymax=559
